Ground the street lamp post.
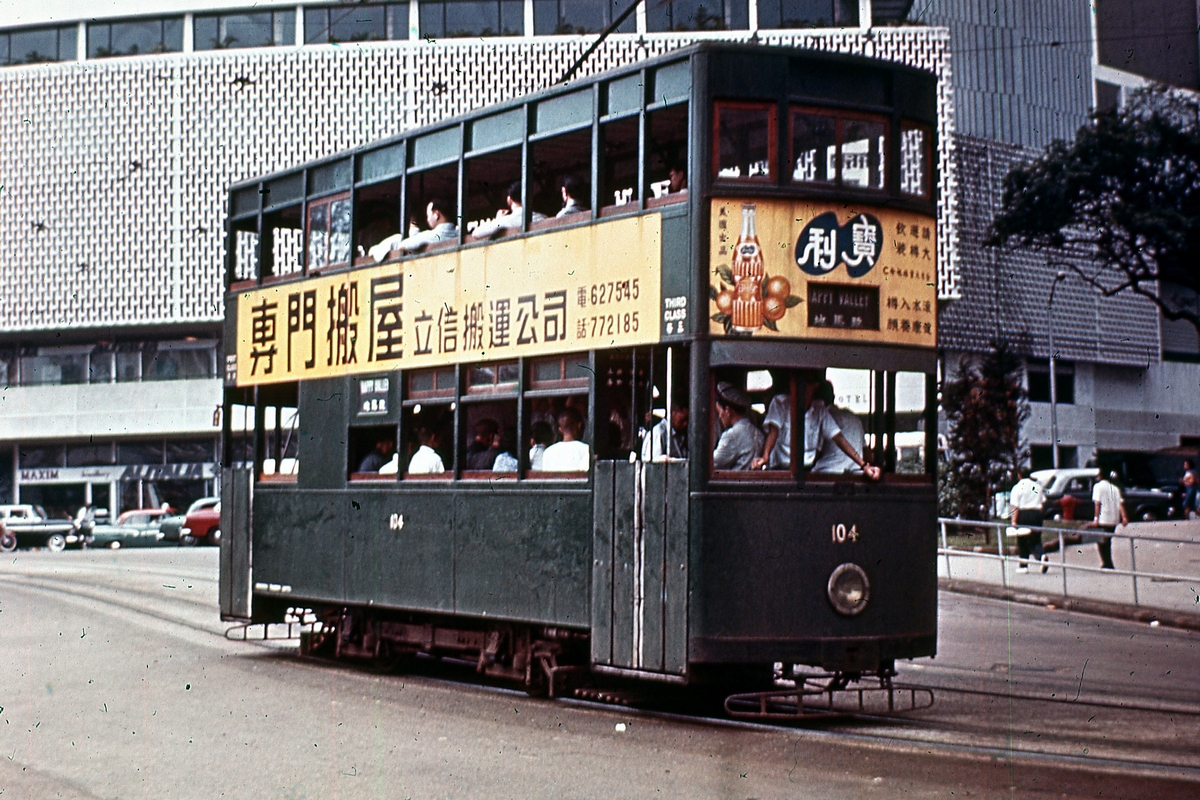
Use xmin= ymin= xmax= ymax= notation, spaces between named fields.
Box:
xmin=1047 ymin=272 xmax=1067 ymax=469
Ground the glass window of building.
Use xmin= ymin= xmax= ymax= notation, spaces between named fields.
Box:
xmin=194 ymin=10 xmax=296 ymax=50
xmin=305 ymin=3 xmax=408 ymax=43
xmin=420 ymin=1 xmax=524 ymax=39
xmin=534 ymin=0 xmax=636 ymax=35
xmin=3 ymin=25 xmax=77 ymax=65
xmin=646 ymin=0 xmax=748 ymax=32
xmin=757 ymin=0 xmax=859 ymax=28
xmin=146 ymin=341 xmax=217 ymax=381
xmin=88 ymin=18 xmax=183 ymax=58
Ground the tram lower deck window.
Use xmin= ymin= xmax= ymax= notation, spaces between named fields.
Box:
xmin=350 ymin=425 xmax=398 ymax=480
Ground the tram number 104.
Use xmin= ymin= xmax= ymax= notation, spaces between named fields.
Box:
xmin=831 ymin=523 xmax=860 ymax=543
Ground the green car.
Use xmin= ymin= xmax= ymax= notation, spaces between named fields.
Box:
xmin=89 ymin=510 xmax=172 ymax=549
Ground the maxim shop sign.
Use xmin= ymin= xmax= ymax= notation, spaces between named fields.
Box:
xmin=18 ymin=463 xmax=218 ymax=485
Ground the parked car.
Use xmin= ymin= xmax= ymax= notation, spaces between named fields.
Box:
xmin=180 ymin=500 xmax=221 ymax=546
xmin=1034 ymin=468 xmax=1181 ymax=522
xmin=159 ymin=497 xmax=218 ymax=543
xmin=0 ymin=504 xmax=88 ymax=552
xmin=89 ymin=509 xmax=173 ymax=549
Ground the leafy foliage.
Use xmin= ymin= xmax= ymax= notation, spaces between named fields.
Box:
xmin=941 ymin=339 xmax=1030 ymax=519
xmin=989 ymin=86 xmax=1200 ymax=335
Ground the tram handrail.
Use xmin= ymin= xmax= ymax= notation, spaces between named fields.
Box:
xmin=936 ymin=516 xmax=1200 ymax=608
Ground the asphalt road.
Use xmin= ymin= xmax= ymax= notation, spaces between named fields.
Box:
xmin=1 ymin=549 xmax=1197 ymax=799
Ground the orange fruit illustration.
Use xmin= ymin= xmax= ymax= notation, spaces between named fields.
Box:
xmin=765 ymin=276 xmax=791 ymax=299
xmin=764 ymin=295 xmax=786 ymax=321
xmin=715 ymin=290 xmax=734 ymax=315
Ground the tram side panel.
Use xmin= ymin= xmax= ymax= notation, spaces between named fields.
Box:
xmin=690 ymin=489 xmax=937 ymax=670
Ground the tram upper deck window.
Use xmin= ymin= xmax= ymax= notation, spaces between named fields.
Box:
xmin=465 ymin=146 xmax=523 ymax=240
xmin=600 ymin=116 xmax=639 ymax=216
xmin=647 ymin=103 xmax=689 ymax=207
xmin=900 ymin=122 xmax=932 ymax=199
xmin=647 ymin=0 xmax=748 ymax=31
xmin=306 ymin=162 xmax=352 ymax=273
xmin=531 ymin=90 xmax=593 ymax=225
xmin=714 ymin=102 xmax=776 ymax=182
xmin=790 ymin=109 xmax=886 ymax=191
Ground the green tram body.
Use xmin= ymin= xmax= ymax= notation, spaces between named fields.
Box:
xmin=220 ymin=43 xmax=940 ymax=690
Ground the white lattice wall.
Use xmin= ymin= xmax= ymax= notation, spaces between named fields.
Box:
xmin=0 ymin=27 xmax=956 ymax=333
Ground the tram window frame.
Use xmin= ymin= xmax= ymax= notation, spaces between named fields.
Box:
xmin=353 ymin=179 xmax=402 ymax=265
xmin=348 ymin=423 xmax=399 ymax=482
xmin=599 ymin=115 xmax=640 ymax=217
xmin=460 ymin=360 xmax=519 ymax=479
xmin=709 ymin=368 xmax=799 ymax=482
xmin=528 ymin=127 xmax=594 ymax=229
xmin=900 ymin=121 xmax=933 ymax=200
xmin=712 ymin=101 xmax=777 ymax=183
xmin=464 ymin=145 xmax=524 ymax=241
xmin=261 ymin=202 xmax=305 ymax=280
xmin=789 ymin=107 xmax=889 ymax=193
xmin=523 ymin=392 xmax=591 ymax=479
xmin=306 ymin=190 xmax=353 ymax=272
xmin=230 ymin=219 xmax=260 ymax=286
xmin=405 ymin=163 xmax=461 ymax=254
xmin=402 ymin=368 xmax=455 ymax=480
xmin=646 ymin=102 xmax=689 ymax=208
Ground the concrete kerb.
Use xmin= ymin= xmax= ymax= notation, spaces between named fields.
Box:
xmin=939 ymin=577 xmax=1200 ymax=632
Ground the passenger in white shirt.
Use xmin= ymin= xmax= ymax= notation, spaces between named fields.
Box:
xmin=540 ymin=406 xmax=590 ymax=472
xmin=528 ymin=420 xmax=555 ymax=471
xmin=556 ymin=175 xmax=589 ymax=218
xmin=471 ymin=181 xmax=546 ymax=239
xmin=368 ymin=198 xmax=458 ymax=262
xmin=406 ymin=428 xmax=446 ymax=475
xmin=1088 ymin=472 xmax=1127 ymax=569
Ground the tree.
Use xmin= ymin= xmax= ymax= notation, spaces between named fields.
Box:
xmin=989 ymin=86 xmax=1200 ymax=336
xmin=941 ymin=339 xmax=1030 ymax=520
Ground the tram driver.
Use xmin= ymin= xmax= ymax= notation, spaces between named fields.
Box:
xmin=368 ymin=198 xmax=458 ymax=261
xmin=712 ymin=382 xmax=763 ymax=470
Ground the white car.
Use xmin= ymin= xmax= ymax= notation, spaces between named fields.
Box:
xmin=0 ymin=504 xmax=86 ymax=552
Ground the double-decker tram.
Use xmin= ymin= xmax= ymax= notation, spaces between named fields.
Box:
xmin=219 ymin=42 xmax=940 ymax=714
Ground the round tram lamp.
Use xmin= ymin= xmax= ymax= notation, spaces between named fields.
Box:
xmin=827 ymin=563 xmax=871 ymax=616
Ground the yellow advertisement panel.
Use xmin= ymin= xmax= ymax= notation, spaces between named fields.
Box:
xmin=234 ymin=215 xmax=662 ymax=387
xmin=708 ymin=199 xmax=936 ymax=347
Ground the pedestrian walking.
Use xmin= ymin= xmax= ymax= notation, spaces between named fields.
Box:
xmin=1086 ymin=471 xmax=1127 ymax=570
xmin=1180 ymin=459 xmax=1198 ymax=520
xmin=1008 ymin=469 xmax=1047 ymax=573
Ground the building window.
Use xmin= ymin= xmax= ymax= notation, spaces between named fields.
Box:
xmin=534 ymin=0 xmax=636 ymax=35
xmin=305 ymin=3 xmax=408 ymax=43
xmin=420 ymin=1 xmax=524 ymax=39
xmin=2 ymin=25 xmax=77 ymax=65
xmin=145 ymin=341 xmax=218 ymax=381
xmin=647 ymin=0 xmax=749 ymax=32
xmin=1026 ymin=359 xmax=1074 ymax=405
xmin=194 ymin=10 xmax=296 ymax=50
xmin=757 ymin=0 xmax=859 ymax=28
xmin=88 ymin=17 xmax=183 ymax=58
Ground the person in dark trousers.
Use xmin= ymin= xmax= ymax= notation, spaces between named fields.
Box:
xmin=1088 ymin=471 xmax=1128 ymax=569
xmin=1009 ymin=468 xmax=1047 ymax=573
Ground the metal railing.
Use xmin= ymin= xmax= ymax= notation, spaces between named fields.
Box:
xmin=937 ymin=518 xmax=1200 ymax=608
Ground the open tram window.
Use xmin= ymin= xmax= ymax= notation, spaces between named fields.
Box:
xmin=890 ymin=371 xmax=931 ymax=475
xmin=529 ymin=90 xmax=593 ymax=227
xmin=402 ymin=367 xmax=455 ymax=478
xmin=465 ymin=146 xmax=524 ymax=240
xmin=636 ymin=346 xmax=689 ymax=463
xmin=713 ymin=101 xmax=776 ymax=182
xmin=646 ymin=103 xmax=688 ymax=208
xmin=526 ymin=356 xmax=590 ymax=477
xmin=599 ymin=116 xmax=639 ymax=217
xmin=349 ymin=424 xmax=398 ymax=481
xmin=354 ymin=180 xmax=400 ymax=265
xmin=790 ymin=108 xmax=887 ymax=191
xmin=395 ymin=163 xmax=459 ymax=256
xmin=594 ymin=350 xmax=653 ymax=460
xmin=460 ymin=361 xmax=519 ymax=478
xmin=255 ymin=381 xmax=300 ymax=482
xmin=262 ymin=204 xmax=304 ymax=280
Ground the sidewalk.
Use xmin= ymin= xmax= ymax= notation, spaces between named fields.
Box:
xmin=938 ymin=519 xmax=1200 ymax=631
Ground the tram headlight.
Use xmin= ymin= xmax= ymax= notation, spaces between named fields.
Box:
xmin=827 ymin=563 xmax=870 ymax=616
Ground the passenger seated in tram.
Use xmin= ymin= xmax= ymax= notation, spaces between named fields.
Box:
xmin=811 ymin=380 xmax=870 ymax=475
xmin=471 ymin=182 xmax=547 ymax=239
xmin=751 ymin=376 xmax=879 ymax=478
xmin=367 ymin=198 xmax=458 ymax=262
xmin=556 ymin=176 xmax=590 ymax=217
xmin=667 ymin=162 xmax=687 ymax=193
xmin=712 ymin=382 xmax=763 ymax=470
xmin=407 ymin=427 xmax=446 ymax=475
xmin=465 ymin=418 xmax=502 ymax=470
xmin=492 ymin=428 xmax=518 ymax=473
xmin=641 ymin=400 xmax=688 ymax=462
xmin=357 ymin=437 xmax=396 ymax=473
xmin=528 ymin=421 xmax=554 ymax=471
xmin=541 ymin=407 xmax=590 ymax=472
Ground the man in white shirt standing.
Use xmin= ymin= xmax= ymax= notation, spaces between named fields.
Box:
xmin=368 ymin=198 xmax=458 ymax=261
xmin=1088 ymin=471 xmax=1127 ymax=569
xmin=1009 ymin=468 xmax=1047 ymax=573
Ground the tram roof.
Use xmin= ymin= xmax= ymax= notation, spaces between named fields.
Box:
xmin=230 ymin=41 xmax=938 ymax=193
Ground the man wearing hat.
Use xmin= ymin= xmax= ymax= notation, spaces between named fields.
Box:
xmin=713 ymin=381 xmax=764 ymax=470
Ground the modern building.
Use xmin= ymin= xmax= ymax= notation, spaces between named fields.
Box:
xmin=0 ymin=1 xmax=951 ymax=519
xmin=911 ymin=0 xmax=1200 ymax=469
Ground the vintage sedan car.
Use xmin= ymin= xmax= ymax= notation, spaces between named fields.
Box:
xmin=179 ymin=500 xmax=220 ymax=545
xmin=89 ymin=509 xmax=173 ymax=549
xmin=1034 ymin=468 xmax=1181 ymax=522
xmin=0 ymin=504 xmax=87 ymax=552
xmin=160 ymin=497 xmax=218 ymax=543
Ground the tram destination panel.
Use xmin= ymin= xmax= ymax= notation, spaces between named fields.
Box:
xmin=231 ymin=215 xmax=662 ymax=387
xmin=708 ymin=199 xmax=936 ymax=347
